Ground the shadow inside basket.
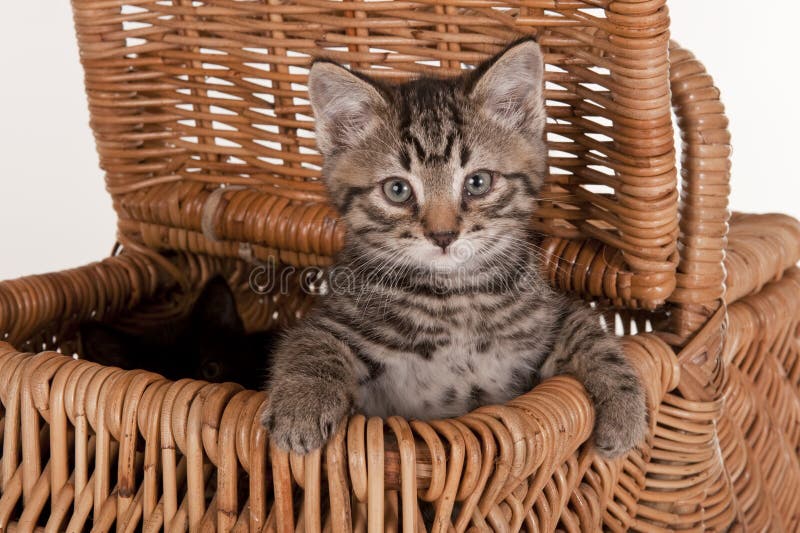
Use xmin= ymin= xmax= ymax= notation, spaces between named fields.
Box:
xmin=76 ymin=275 xmax=279 ymax=390
xmin=3 ymin=252 xmax=316 ymax=389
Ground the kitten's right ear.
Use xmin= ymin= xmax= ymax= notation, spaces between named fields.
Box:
xmin=308 ymin=61 xmax=386 ymax=157
xmin=468 ymin=39 xmax=546 ymax=138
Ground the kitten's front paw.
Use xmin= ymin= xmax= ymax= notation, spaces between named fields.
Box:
xmin=593 ymin=380 xmax=648 ymax=458
xmin=261 ymin=379 xmax=351 ymax=454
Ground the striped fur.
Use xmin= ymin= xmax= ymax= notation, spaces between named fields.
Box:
xmin=262 ymin=40 xmax=646 ymax=458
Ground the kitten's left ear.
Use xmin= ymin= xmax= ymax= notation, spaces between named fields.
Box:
xmin=308 ymin=60 xmax=387 ymax=157
xmin=468 ymin=39 xmax=546 ymax=137
xmin=79 ymin=323 xmax=138 ymax=368
xmin=191 ymin=276 xmax=245 ymax=333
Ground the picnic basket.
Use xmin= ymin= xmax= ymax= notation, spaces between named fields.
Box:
xmin=1 ymin=0 xmax=799 ymax=530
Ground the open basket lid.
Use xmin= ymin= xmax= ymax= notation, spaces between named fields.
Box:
xmin=71 ymin=0 xmax=677 ymax=310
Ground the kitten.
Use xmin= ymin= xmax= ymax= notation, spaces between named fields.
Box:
xmin=262 ymin=39 xmax=647 ymax=458
xmin=81 ymin=276 xmax=275 ymax=389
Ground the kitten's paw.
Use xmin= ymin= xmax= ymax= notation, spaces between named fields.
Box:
xmin=261 ymin=379 xmax=351 ymax=454
xmin=593 ymin=379 xmax=648 ymax=459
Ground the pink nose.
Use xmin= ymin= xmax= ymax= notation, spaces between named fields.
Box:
xmin=426 ymin=231 xmax=458 ymax=251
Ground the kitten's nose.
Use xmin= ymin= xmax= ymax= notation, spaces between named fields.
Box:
xmin=426 ymin=231 xmax=458 ymax=251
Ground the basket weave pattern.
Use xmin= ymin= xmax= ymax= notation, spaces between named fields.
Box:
xmin=1 ymin=213 xmax=799 ymax=531
xmin=0 ymin=0 xmax=799 ymax=531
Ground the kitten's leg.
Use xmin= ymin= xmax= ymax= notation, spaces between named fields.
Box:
xmin=540 ymin=300 xmax=647 ymax=458
xmin=261 ymin=322 xmax=361 ymax=454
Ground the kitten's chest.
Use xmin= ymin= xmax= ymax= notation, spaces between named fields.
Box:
xmin=356 ymin=320 xmax=537 ymax=420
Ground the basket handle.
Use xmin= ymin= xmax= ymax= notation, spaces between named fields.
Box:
xmin=667 ymin=42 xmax=732 ymax=343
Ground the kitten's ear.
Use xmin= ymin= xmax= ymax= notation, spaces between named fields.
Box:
xmin=468 ymin=39 xmax=546 ymax=137
xmin=80 ymin=323 xmax=137 ymax=368
xmin=192 ymin=276 xmax=245 ymax=333
xmin=308 ymin=60 xmax=386 ymax=157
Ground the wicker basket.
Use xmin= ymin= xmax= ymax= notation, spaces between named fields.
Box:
xmin=1 ymin=1 xmax=799 ymax=531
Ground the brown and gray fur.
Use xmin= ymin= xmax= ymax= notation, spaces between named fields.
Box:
xmin=261 ymin=39 xmax=647 ymax=458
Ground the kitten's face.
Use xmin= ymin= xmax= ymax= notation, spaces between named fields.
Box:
xmin=80 ymin=277 xmax=275 ymax=389
xmin=309 ymin=40 xmax=547 ymax=273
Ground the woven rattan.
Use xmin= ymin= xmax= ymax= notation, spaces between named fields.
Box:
xmin=1 ymin=212 xmax=799 ymax=531
xmin=0 ymin=0 xmax=798 ymax=531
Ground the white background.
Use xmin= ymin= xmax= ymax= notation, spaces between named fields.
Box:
xmin=1 ymin=1 xmax=798 ymax=280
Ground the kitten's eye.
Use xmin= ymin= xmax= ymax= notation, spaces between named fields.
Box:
xmin=464 ymin=171 xmax=493 ymax=196
xmin=382 ymin=178 xmax=413 ymax=204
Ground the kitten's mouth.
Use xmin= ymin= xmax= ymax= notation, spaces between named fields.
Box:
xmin=447 ymin=240 xmax=475 ymax=262
xmin=415 ymin=239 xmax=475 ymax=267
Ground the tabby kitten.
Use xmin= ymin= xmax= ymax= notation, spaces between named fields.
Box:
xmin=262 ymin=39 xmax=647 ymax=458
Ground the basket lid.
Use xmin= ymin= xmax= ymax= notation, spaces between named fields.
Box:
xmin=71 ymin=0 xmax=677 ymax=310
